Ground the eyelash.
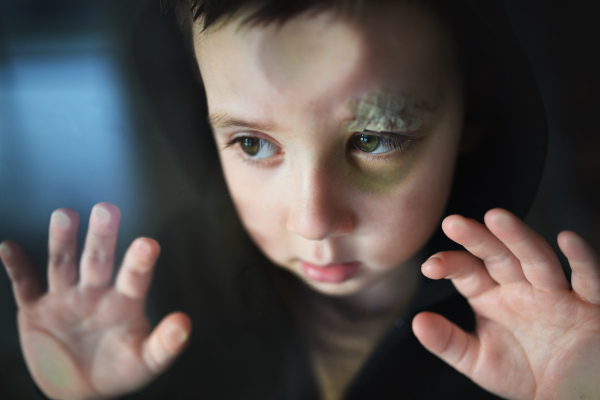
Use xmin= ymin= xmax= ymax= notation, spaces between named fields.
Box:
xmin=348 ymin=131 xmax=415 ymax=158
xmin=224 ymin=131 xmax=416 ymax=166
xmin=225 ymin=135 xmax=282 ymax=166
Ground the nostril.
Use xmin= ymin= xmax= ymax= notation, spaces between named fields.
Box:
xmin=286 ymin=214 xmax=330 ymax=241
xmin=286 ymin=209 xmax=354 ymax=240
xmin=333 ymin=215 xmax=355 ymax=236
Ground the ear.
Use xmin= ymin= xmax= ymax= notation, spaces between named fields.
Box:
xmin=459 ymin=122 xmax=483 ymax=154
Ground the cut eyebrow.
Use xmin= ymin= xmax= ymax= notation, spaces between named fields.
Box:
xmin=208 ymin=111 xmax=274 ymax=131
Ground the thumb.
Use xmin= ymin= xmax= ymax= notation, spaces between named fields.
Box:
xmin=412 ymin=311 xmax=480 ymax=377
xmin=142 ymin=312 xmax=191 ymax=374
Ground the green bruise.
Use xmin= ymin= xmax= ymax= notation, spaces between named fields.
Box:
xmin=348 ymin=138 xmax=426 ymax=194
xmin=342 ymin=91 xmax=428 ymax=193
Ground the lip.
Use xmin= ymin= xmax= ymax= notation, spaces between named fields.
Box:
xmin=300 ymin=261 xmax=361 ymax=283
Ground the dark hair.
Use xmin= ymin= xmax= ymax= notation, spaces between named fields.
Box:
xmin=165 ymin=0 xmax=454 ymax=33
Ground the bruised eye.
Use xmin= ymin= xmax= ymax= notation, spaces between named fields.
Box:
xmin=349 ymin=133 xmax=410 ymax=154
xmin=228 ymin=136 xmax=279 ymax=159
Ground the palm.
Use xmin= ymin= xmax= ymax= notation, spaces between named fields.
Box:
xmin=414 ymin=209 xmax=600 ymax=400
xmin=0 ymin=203 xmax=190 ymax=400
xmin=470 ymin=283 xmax=600 ymax=398
xmin=18 ymin=289 xmax=150 ymax=399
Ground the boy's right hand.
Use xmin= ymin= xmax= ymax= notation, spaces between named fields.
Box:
xmin=0 ymin=203 xmax=191 ymax=400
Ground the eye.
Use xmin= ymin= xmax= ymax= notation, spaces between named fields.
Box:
xmin=228 ymin=136 xmax=280 ymax=159
xmin=349 ymin=132 xmax=411 ymax=154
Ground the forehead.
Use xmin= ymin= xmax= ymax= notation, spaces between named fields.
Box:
xmin=194 ymin=3 xmax=454 ymax=125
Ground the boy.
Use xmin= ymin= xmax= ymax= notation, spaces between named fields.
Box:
xmin=1 ymin=0 xmax=599 ymax=399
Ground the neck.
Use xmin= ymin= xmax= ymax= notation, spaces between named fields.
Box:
xmin=286 ymin=257 xmax=423 ymax=400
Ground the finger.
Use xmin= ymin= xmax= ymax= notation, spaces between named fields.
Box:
xmin=558 ymin=230 xmax=600 ymax=305
xmin=412 ymin=311 xmax=480 ymax=377
xmin=115 ymin=238 xmax=160 ymax=300
xmin=442 ymin=215 xmax=527 ymax=285
xmin=80 ymin=203 xmax=121 ymax=288
xmin=0 ymin=241 xmax=44 ymax=307
xmin=484 ymin=209 xmax=570 ymax=291
xmin=48 ymin=208 xmax=80 ymax=291
xmin=422 ymin=251 xmax=497 ymax=299
xmin=142 ymin=312 xmax=191 ymax=374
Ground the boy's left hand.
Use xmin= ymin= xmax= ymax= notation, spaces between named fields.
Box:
xmin=413 ymin=208 xmax=600 ymax=400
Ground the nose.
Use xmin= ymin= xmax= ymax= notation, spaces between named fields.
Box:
xmin=285 ymin=165 xmax=354 ymax=241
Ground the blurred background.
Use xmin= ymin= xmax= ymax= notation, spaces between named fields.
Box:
xmin=0 ymin=0 xmax=599 ymax=398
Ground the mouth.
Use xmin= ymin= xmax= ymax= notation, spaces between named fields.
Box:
xmin=300 ymin=261 xmax=361 ymax=283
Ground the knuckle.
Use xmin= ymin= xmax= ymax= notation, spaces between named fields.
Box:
xmin=454 ymin=269 xmax=478 ymax=286
xmin=6 ymin=266 xmax=26 ymax=283
xmin=128 ymin=262 xmax=152 ymax=275
xmin=49 ymin=252 xmax=74 ymax=267
xmin=142 ymin=343 xmax=160 ymax=372
xmin=483 ymin=251 xmax=512 ymax=268
xmin=464 ymin=232 xmax=485 ymax=248
xmin=84 ymin=249 xmax=111 ymax=266
xmin=518 ymin=254 xmax=551 ymax=269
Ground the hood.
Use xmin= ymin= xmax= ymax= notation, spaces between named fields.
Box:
xmin=446 ymin=0 xmax=547 ymax=220
xmin=427 ymin=0 xmax=547 ymax=253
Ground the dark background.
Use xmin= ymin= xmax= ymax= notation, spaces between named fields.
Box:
xmin=1 ymin=0 xmax=599 ymax=398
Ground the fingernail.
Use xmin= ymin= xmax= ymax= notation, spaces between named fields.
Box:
xmin=493 ymin=211 xmax=511 ymax=228
xmin=0 ymin=243 xmax=11 ymax=258
xmin=422 ymin=256 xmax=440 ymax=270
xmin=167 ymin=325 xmax=188 ymax=346
xmin=135 ymin=240 xmax=151 ymax=255
xmin=445 ymin=216 xmax=465 ymax=231
xmin=567 ymin=232 xmax=583 ymax=247
xmin=52 ymin=211 xmax=70 ymax=229
xmin=94 ymin=206 xmax=110 ymax=223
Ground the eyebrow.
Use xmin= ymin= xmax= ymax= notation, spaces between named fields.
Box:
xmin=208 ymin=111 xmax=274 ymax=131
xmin=207 ymin=96 xmax=436 ymax=131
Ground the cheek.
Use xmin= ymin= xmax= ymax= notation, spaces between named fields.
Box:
xmin=354 ymin=134 xmax=460 ymax=268
xmin=355 ymin=184 xmax=449 ymax=269
xmin=221 ymin=159 xmax=287 ymax=258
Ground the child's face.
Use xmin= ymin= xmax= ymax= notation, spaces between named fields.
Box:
xmin=194 ymin=3 xmax=464 ymax=296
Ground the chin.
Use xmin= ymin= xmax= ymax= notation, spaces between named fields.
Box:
xmin=298 ymin=272 xmax=375 ymax=297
